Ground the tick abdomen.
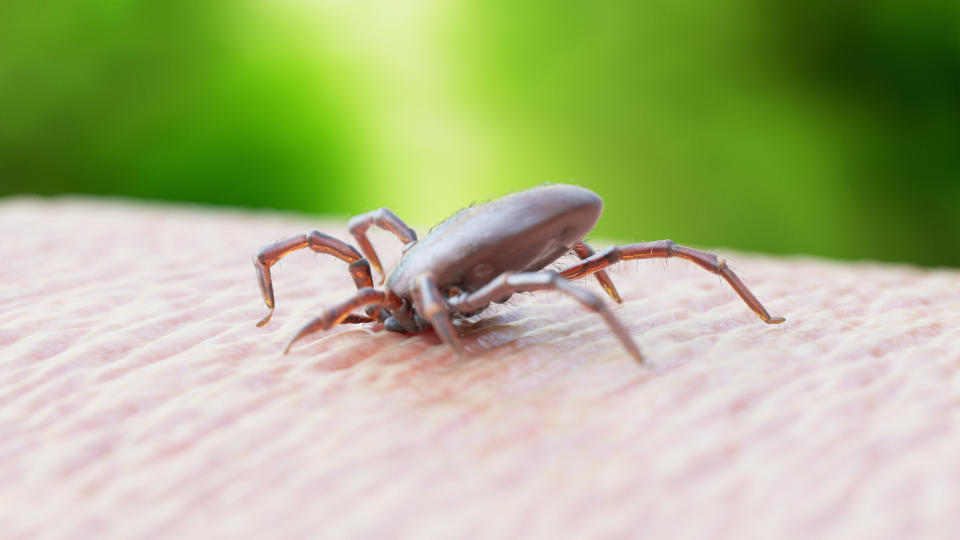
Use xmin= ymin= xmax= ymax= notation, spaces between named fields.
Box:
xmin=387 ymin=184 xmax=603 ymax=297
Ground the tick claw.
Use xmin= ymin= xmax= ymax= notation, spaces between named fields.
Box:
xmin=768 ymin=316 xmax=786 ymax=324
xmin=283 ymin=333 xmax=301 ymax=355
xmin=284 ymin=316 xmax=326 ymax=354
xmin=256 ymin=309 xmax=274 ymax=327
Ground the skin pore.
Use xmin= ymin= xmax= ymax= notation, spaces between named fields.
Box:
xmin=2 ymin=198 xmax=959 ymax=539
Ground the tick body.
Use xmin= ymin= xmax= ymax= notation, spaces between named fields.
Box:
xmin=254 ymin=184 xmax=785 ymax=363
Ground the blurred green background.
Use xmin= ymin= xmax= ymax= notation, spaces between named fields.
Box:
xmin=1 ymin=1 xmax=958 ymax=266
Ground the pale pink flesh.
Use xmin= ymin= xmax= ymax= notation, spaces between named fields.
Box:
xmin=1 ymin=198 xmax=959 ymax=539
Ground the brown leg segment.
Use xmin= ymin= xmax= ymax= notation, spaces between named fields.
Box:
xmin=572 ymin=242 xmax=622 ymax=303
xmin=253 ymin=231 xmax=374 ymax=327
xmin=448 ymin=271 xmax=643 ymax=363
xmin=284 ymin=288 xmax=389 ymax=354
xmin=340 ymin=314 xmax=378 ymax=325
xmin=348 ymin=208 xmax=418 ymax=284
xmin=415 ymin=275 xmax=465 ymax=357
xmin=559 ymin=240 xmax=785 ymax=324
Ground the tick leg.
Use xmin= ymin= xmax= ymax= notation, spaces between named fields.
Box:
xmin=414 ymin=275 xmax=465 ymax=357
xmin=340 ymin=314 xmax=378 ymax=325
xmin=388 ymin=299 xmax=421 ymax=334
xmin=348 ymin=208 xmax=418 ymax=284
xmin=572 ymin=242 xmax=622 ymax=303
xmin=284 ymin=288 xmax=387 ymax=354
xmin=254 ymin=231 xmax=374 ymax=327
xmin=448 ymin=271 xmax=643 ymax=364
xmin=559 ymin=240 xmax=785 ymax=324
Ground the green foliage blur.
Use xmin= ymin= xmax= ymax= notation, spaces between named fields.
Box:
xmin=2 ymin=1 xmax=958 ymax=266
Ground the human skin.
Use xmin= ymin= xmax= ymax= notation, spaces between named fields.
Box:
xmin=2 ymin=197 xmax=959 ymax=539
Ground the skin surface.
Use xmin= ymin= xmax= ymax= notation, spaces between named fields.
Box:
xmin=2 ymin=197 xmax=960 ymax=539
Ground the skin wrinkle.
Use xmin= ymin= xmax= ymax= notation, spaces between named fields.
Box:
xmin=1 ymin=197 xmax=960 ymax=539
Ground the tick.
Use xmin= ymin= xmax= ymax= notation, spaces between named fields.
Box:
xmin=253 ymin=184 xmax=784 ymax=363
